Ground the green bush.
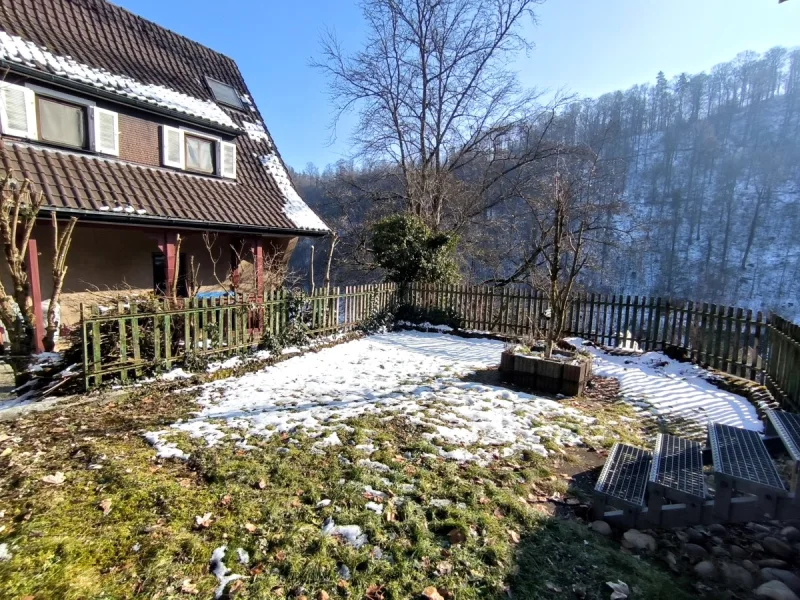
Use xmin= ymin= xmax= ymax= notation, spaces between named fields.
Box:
xmin=371 ymin=214 xmax=459 ymax=285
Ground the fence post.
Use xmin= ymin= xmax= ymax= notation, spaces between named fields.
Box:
xmin=81 ymin=303 xmax=89 ymax=390
xmin=117 ymin=300 xmax=128 ymax=384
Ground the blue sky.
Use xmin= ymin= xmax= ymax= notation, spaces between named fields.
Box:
xmin=116 ymin=0 xmax=800 ymax=171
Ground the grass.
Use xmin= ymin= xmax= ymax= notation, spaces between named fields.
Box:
xmin=0 ymin=378 xmax=693 ymax=600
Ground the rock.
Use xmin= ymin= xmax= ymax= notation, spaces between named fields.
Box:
xmin=683 ymin=543 xmax=708 ymax=560
xmin=761 ymin=569 xmax=800 ymax=595
xmin=781 ymin=527 xmax=800 ymax=543
xmin=591 ymin=520 xmax=612 ymax=536
xmin=623 ymin=529 xmax=657 ymax=553
xmin=743 ymin=561 xmax=759 ymax=573
xmin=664 ymin=550 xmax=679 ymax=573
xmin=694 ymin=561 xmax=717 ymax=580
xmin=711 ymin=536 xmax=725 ymax=546
xmin=755 ymin=580 xmax=800 ymax=600
xmin=759 ymin=559 xmax=790 ymax=569
xmin=749 ymin=523 xmax=774 ymax=534
xmin=721 ymin=562 xmax=754 ymax=590
xmin=753 ymin=543 xmax=766 ymax=553
xmin=675 ymin=531 xmax=689 ymax=543
xmin=764 ymin=537 xmax=793 ymax=559
xmin=687 ymin=528 xmax=706 ymax=543
xmin=709 ymin=524 xmax=728 ymax=537
xmin=711 ymin=546 xmax=730 ymax=559
xmin=729 ymin=545 xmax=748 ymax=559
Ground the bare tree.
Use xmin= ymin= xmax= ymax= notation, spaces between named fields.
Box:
xmin=522 ymin=150 xmax=622 ymax=358
xmin=314 ymin=0 xmax=560 ymax=233
xmin=0 ymin=170 xmax=77 ymax=376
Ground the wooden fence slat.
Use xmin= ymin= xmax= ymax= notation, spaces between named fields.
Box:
xmin=79 ymin=284 xmax=800 ymax=404
xmin=117 ymin=300 xmax=128 ymax=383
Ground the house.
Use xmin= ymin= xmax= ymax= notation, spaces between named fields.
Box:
xmin=0 ymin=0 xmax=328 ymax=344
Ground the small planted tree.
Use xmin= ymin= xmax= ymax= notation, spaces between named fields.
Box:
xmin=0 ymin=169 xmax=77 ymax=379
xmin=525 ymin=151 xmax=621 ymax=358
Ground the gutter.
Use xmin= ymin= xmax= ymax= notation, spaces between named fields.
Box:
xmin=1 ymin=61 xmax=241 ymax=136
xmin=39 ymin=206 xmax=330 ymax=238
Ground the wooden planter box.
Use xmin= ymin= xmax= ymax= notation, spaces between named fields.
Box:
xmin=500 ymin=349 xmax=592 ymax=397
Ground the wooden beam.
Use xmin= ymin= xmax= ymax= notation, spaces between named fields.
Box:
xmin=254 ymin=237 xmax=264 ymax=300
xmin=158 ymin=232 xmax=178 ymax=299
xmin=26 ymin=238 xmax=45 ymax=353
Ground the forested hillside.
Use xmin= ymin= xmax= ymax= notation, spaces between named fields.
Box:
xmin=293 ymin=47 xmax=800 ymax=318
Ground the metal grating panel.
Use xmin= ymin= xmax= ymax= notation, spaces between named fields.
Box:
xmin=650 ymin=433 xmax=706 ymax=498
xmin=595 ymin=443 xmax=652 ymax=506
xmin=709 ymin=423 xmax=785 ymax=491
xmin=767 ymin=410 xmax=800 ymax=462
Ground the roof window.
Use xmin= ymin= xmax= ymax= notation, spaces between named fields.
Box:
xmin=205 ymin=77 xmax=244 ymax=110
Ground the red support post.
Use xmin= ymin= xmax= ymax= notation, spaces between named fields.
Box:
xmin=26 ymin=238 xmax=45 ymax=353
xmin=158 ymin=232 xmax=178 ymax=299
xmin=254 ymin=237 xmax=264 ymax=300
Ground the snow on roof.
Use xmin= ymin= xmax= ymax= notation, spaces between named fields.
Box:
xmin=260 ymin=154 xmax=329 ymax=232
xmin=0 ymin=31 xmax=238 ymax=129
xmin=242 ymin=120 xmax=272 ymax=144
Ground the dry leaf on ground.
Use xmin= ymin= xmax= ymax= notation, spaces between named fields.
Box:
xmin=448 ymin=529 xmax=466 ymax=545
xmin=42 ymin=472 xmax=65 ymax=485
xmin=422 ymin=586 xmax=445 ymax=600
xmin=180 ymin=579 xmax=198 ymax=594
xmin=99 ymin=499 xmax=112 ymax=516
xmin=194 ymin=513 xmax=212 ymax=528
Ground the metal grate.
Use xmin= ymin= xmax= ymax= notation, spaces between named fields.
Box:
xmin=650 ymin=434 xmax=706 ymax=498
xmin=709 ymin=423 xmax=785 ymax=491
xmin=767 ymin=410 xmax=800 ymax=462
xmin=595 ymin=443 xmax=652 ymax=506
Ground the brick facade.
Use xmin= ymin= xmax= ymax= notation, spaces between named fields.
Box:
xmin=118 ymin=113 xmax=161 ymax=167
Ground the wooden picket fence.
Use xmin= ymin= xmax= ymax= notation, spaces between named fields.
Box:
xmin=405 ymin=282 xmax=799 ymax=411
xmin=765 ymin=315 xmax=800 ymax=412
xmin=81 ymin=280 xmax=799 ymax=411
xmin=81 ymin=284 xmax=396 ymax=389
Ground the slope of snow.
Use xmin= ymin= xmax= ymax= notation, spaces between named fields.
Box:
xmin=569 ymin=338 xmax=761 ymax=431
xmin=0 ymin=31 xmax=236 ymax=128
xmin=146 ymin=331 xmax=591 ymax=463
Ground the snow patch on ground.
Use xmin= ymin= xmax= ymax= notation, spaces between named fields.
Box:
xmin=569 ymin=338 xmax=761 ymax=431
xmin=145 ymin=331 xmax=590 ymax=464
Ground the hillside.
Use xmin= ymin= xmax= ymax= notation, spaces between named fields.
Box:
xmin=293 ymin=47 xmax=800 ymax=319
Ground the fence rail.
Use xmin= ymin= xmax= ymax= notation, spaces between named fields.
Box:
xmin=81 ymin=281 xmax=800 ymax=411
xmin=405 ymin=282 xmax=799 ymax=411
xmin=81 ymin=284 xmax=396 ymax=389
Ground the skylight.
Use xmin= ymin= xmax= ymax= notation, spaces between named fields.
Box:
xmin=205 ymin=77 xmax=244 ymax=110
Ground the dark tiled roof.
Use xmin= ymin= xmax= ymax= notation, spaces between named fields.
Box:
xmin=1 ymin=141 xmax=305 ymax=232
xmin=0 ymin=0 xmax=243 ymax=111
xmin=0 ymin=0 xmax=328 ymax=234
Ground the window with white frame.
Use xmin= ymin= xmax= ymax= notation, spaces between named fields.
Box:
xmin=37 ymin=96 xmax=87 ymax=148
xmin=161 ymin=125 xmax=236 ymax=179
xmin=0 ymin=83 xmax=119 ymax=156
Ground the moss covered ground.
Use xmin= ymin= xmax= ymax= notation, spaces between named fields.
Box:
xmin=0 ymin=363 xmax=695 ymax=600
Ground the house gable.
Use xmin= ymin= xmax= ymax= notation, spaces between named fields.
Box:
xmin=0 ymin=0 xmax=328 ymax=235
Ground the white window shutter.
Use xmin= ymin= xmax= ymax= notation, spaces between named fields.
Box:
xmin=161 ymin=125 xmax=184 ymax=169
xmin=0 ymin=83 xmax=37 ymax=139
xmin=219 ymin=141 xmax=236 ymax=179
xmin=90 ymin=107 xmax=119 ymax=156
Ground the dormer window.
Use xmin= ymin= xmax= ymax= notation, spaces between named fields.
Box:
xmin=185 ymin=134 xmax=215 ymax=174
xmin=37 ymin=97 xmax=87 ymax=149
xmin=205 ymin=77 xmax=244 ymax=110
xmin=161 ymin=125 xmax=236 ymax=179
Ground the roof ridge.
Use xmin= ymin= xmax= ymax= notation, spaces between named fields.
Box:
xmin=98 ymin=0 xmax=237 ymax=65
